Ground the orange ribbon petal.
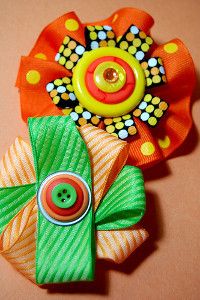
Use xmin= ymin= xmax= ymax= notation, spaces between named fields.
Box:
xmin=16 ymin=57 xmax=69 ymax=122
xmin=127 ymin=39 xmax=196 ymax=168
xmin=29 ymin=11 xmax=85 ymax=61
xmin=96 ymin=226 xmax=149 ymax=263
xmin=79 ymin=124 xmax=129 ymax=210
xmin=0 ymin=137 xmax=35 ymax=186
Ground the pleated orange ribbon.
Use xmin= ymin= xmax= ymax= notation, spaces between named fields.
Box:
xmin=16 ymin=7 xmax=196 ymax=169
xmin=0 ymin=116 xmax=148 ymax=284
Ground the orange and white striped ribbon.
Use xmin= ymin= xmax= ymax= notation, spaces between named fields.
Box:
xmin=79 ymin=124 xmax=130 ymax=211
xmin=96 ymin=227 xmax=148 ymax=263
xmin=0 ymin=128 xmax=148 ymax=282
xmin=0 ymin=137 xmax=36 ymax=281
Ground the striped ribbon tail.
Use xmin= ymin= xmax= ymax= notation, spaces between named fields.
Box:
xmin=80 ymin=125 xmax=148 ymax=264
xmin=79 ymin=124 xmax=129 ymax=211
xmin=0 ymin=137 xmax=37 ymax=282
xmin=96 ymin=227 xmax=148 ymax=263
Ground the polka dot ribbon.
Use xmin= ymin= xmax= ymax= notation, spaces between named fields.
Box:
xmin=46 ymin=24 xmax=168 ymax=140
xmin=16 ymin=8 xmax=196 ymax=169
xmin=0 ymin=116 xmax=147 ymax=284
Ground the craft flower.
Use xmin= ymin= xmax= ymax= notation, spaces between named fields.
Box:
xmin=16 ymin=8 xmax=196 ymax=168
xmin=0 ymin=116 xmax=147 ymax=285
xmin=47 ymin=25 xmax=168 ymax=141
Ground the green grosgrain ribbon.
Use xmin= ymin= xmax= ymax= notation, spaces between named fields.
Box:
xmin=0 ymin=116 xmax=146 ymax=285
xmin=29 ymin=116 xmax=94 ymax=284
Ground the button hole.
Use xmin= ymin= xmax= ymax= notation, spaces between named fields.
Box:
xmin=58 ymin=193 xmax=62 ymax=197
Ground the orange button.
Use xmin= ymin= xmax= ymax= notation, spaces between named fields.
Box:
xmin=37 ymin=171 xmax=91 ymax=226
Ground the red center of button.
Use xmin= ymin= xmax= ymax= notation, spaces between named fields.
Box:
xmin=85 ymin=56 xmax=135 ymax=104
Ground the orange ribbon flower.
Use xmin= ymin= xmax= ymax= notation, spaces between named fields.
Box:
xmin=16 ymin=8 xmax=196 ymax=168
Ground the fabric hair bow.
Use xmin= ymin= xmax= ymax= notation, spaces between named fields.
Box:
xmin=0 ymin=116 xmax=147 ymax=285
xmin=16 ymin=7 xmax=196 ymax=169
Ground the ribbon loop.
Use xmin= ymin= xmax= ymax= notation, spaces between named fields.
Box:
xmin=0 ymin=184 xmax=36 ymax=234
xmin=79 ymin=124 xmax=129 ymax=210
xmin=95 ymin=166 xmax=145 ymax=230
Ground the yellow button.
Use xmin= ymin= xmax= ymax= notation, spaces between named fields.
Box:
xmin=94 ymin=61 xmax=126 ymax=93
xmin=72 ymin=47 xmax=146 ymax=118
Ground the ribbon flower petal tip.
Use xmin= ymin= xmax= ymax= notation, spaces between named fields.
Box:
xmin=16 ymin=7 xmax=196 ymax=169
xmin=0 ymin=116 xmax=147 ymax=285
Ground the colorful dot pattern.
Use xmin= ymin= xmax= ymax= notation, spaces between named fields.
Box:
xmin=133 ymin=94 xmax=169 ymax=127
xmin=104 ymin=114 xmax=137 ymax=139
xmin=85 ymin=25 xmax=116 ymax=50
xmin=116 ymin=24 xmax=153 ymax=61
xmin=46 ymin=77 xmax=79 ymax=109
xmin=141 ymin=57 xmax=167 ymax=88
xmin=70 ymin=104 xmax=101 ymax=126
xmin=55 ymin=35 xmax=86 ymax=71
xmin=49 ymin=22 xmax=170 ymax=142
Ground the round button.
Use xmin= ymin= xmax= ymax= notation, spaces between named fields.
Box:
xmin=45 ymin=177 xmax=84 ymax=217
xmin=37 ymin=171 xmax=91 ymax=226
xmin=51 ymin=183 xmax=77 ymax=209
xmin=85 ymin=56 xmax=135 ymax=105
xmin=72 ymin=47 xmax=146 ymax=117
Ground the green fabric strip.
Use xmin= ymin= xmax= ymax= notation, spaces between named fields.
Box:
xmin=28 ymin=116 xmax=91 ymax=184
xmin=95 ymin=166 xmax=146 ymax=230
xmin=0 ymin=184 xmax=36 ymax=233
xmin=28 ymin=116 xmax=94 ymax=284
xmin=36 ymin=210 xmax=94 ymax=284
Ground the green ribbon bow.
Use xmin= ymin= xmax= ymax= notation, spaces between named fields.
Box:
xmin=0 ymin=116 xmax=146 ymax=284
